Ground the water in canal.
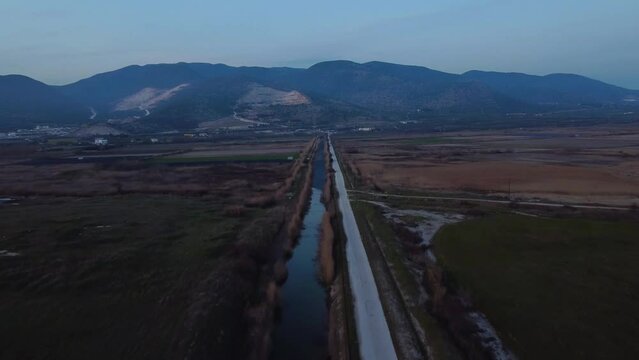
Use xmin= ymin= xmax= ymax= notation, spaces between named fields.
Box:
xmin=271 ymin=140 xmax=328 ymax=359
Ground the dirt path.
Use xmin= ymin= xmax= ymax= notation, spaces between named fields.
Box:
xmin=329 ymin=136 xmax=398 ymax=360
xmin=350 ymin=190 xmax=632 ymax=211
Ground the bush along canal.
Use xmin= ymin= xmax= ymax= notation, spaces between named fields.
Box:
xmin=271 ymin=139 xmax=329 ymax=360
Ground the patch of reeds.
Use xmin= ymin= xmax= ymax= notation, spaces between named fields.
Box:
xmin=223 ymin=205 xmax=246 ymax=217
xmin=286 ymin=157 xmax=313 ymax=242
xmin=319 ymin=212 xmax=335 ymax=284
xmin=244 ymin=194 xmax=276 ymax=208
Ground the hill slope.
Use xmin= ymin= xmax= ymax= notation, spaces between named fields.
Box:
xmin=0 ymin=75 xmax=87 ymax=130
xmin=290 ymin=61 xmax=528 ymax=112
xmin=58 ymin=63 xmax=208 ymax=113
xmin=462 ymin=70 xmax=638 ymax=105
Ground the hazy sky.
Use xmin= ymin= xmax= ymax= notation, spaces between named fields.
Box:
xmin=1 ymin=0 xmax=638 ymax=88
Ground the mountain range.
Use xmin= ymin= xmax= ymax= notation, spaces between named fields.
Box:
xmin=1 ymin=61 xmax=638 ymax=131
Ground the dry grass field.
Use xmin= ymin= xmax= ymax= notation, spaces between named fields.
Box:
xmin=0 ymin=139 xmax=310 ymax=197
xmin=336 ymin=125 xmax=639 ymax=206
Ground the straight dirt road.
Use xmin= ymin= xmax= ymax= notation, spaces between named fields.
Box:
xmin=349 ymin=190 xmax=632 ymax=211
xmin=328 ymin=136 xmax=398 ymax=360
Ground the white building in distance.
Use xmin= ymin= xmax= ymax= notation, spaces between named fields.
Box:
xmin=94 ymin=138 xmax=108 ymax=146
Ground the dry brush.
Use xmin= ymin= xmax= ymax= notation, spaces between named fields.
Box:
xmin=319 ymin=137 xmax=352 ymax=360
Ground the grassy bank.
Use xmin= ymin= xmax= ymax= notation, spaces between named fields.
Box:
xmin=433 ymin=214 xmax=639 ymax=359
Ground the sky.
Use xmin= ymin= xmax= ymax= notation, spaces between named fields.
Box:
xmin=1 ymin=0 xmax=638 ymax=88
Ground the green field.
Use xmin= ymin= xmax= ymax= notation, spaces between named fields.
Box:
xmin=154 ymin=152 xmax=298 ymax=164
xmin=433 ymin=214 xmax=639 ymax=359
xmin=0 ymin=196 xmax=254 ymax=359
xmin=46 ymin=137 xmax=77 ymax=145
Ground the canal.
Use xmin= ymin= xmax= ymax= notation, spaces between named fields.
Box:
xmin=271 ymin=139 xmax=328 ymax=359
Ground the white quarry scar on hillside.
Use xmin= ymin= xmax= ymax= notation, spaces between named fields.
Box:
xmin=114 ymin=83 xmax=190 ymax=111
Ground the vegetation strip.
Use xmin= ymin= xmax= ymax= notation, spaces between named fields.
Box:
xmin=352 ymin=203 xmax=428 ymax=359
xmin=154 ymin=152 xmax=299 ymax=164
xmin=320 ymin=136 xmax=360 ymax=360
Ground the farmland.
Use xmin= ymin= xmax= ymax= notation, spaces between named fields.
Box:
xmin=333 ymin=124 xmax=639 ymax=359
xmin=3 ymin=124 xmax=639 ymax=359
xmin=336 ymin=125 xmax=639 ymax=207
xmin=0 ymin=136 xmax=316 ymax=359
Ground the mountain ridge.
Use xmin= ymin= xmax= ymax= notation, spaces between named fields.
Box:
xmin=1 ymin=60 xmax=637 ymax=131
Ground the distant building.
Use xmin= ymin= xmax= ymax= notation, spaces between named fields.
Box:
xmin=94 ymin=138 xmax=108 ymax=146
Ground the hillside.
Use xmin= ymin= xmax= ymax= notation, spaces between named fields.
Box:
xmin=0 ymin=75 xmax=87 ymax=130
xmin=462 ymin=70 xmax=639 ymax=106
xmin=57 ymin=63 xmax=208 ymax=113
